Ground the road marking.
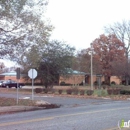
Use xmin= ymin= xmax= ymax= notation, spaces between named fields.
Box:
xmin=0 ymin=106 xmax=130 ymax=127
xmin=52 ymin=106 xmax=130 ymax=118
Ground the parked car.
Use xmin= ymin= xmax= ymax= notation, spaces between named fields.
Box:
xmin=1 ymin=80 xmax=25 ymax=88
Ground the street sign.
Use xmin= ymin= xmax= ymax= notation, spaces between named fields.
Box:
xmin=16 ymin=67 xmax=20 ymax=79
xmin=28 ymin=69 xmax=38 ymax=100
xmin=96 ymin=74 xmax=102 ymax=77
xmin=28 ymin=69 xmax=37 ymax=79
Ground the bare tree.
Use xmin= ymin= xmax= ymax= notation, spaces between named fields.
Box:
xmin=105 ymin=20 xmax=130 ymax=85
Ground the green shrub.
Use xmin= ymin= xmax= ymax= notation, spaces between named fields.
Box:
xmin=95 ymin=89 xmax=108 ymax=97
xmin=101 ymin=90 xmax=108 ymax=96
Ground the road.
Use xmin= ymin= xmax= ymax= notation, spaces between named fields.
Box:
xmin=0 ymin=93 xmax=130 ymax=130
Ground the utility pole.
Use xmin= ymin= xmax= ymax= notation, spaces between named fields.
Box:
xmin=91 ymin=43 xmax=93 ymax=90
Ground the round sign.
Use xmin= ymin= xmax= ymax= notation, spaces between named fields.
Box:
xmin=28 ymin=69 xmax=37 ymax=79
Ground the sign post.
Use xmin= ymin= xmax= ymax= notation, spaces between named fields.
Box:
xmin=96 ymin=74 xmax=102 ymax=96
xmin=96 ymin=74 xmax=102 ymax=89
xmin=16 ymin=67 xmax=20 ymax=104
xmin=28 ymin=69 xmax=37 ymax=100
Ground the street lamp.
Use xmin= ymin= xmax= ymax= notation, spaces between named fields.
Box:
xmin=90 ymin=43 xmax=93 ymax=90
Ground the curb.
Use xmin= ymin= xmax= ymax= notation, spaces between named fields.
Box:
xmin=0 ymin=106 xmax=44 ymax=114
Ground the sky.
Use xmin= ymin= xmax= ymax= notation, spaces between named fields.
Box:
xmin=2 ymin=0 xmax=130 ymax=67
xmin=45 ymin=0 xmax=130 ymax=50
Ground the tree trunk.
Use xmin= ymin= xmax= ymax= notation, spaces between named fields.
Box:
xmin=125 ymin=75 xmax=129 ymax=86
xmin=104 ymin=75 xmax=110 ymax=86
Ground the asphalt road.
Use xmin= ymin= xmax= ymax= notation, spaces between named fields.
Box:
xmin=0 ymin=93 xmax=130 ymax=130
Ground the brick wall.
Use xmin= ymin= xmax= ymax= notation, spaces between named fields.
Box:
xmin=0 ymin=75 xmax=121 ymax=85
xmin=59 ymin=74 xmax=85 ymax=85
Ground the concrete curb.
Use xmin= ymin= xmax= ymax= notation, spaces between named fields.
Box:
xmin=0 ymin=106 xmax=44 ymax=114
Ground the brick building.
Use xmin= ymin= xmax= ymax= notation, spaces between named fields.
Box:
xmin=0 ymin=71 xmax=122 ymax=85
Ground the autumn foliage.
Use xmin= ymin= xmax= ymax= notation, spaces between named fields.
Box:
xmin=92 ymin=34 xmax=125 ymax=85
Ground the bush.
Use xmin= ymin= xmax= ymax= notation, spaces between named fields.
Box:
xmin=102 ymin=85 xmax=106 ymax=89
xmin=60 ymin=81 xmax=65 ymax=86
xmin=120 ymin=90 xmax=130 ymax=95
xmin=43 ymin=88 xmax=48 ymax=93
xmin=80 ymin=90 xmax=85 ymax=95
xmin=73 ymin=88 xmax=79 ymax=95
xmin=101 ymin=90 xmax=108 ymax=96
xmin=107 ymin=88 xmax=120 ymax=95
xmin=94 ymin=81 xmax=98 ymax=85
xmin=111 ymin=81 xmax=116 ymax=85
xmin=94 ymin=86 xmax=98 ymax=89
xmin=113 ymin=89 xmax=120 ymax=95
xmin=60 ymin=82 xmax=72 ymax=86
xmin=79 ymin=82 xmax=83 ymax=86
xmin=95 ymin=89 xmax=108 ymax=97
xmin=50 ymin=89 xmax=55 ymax=94
xmin=86 ymin=90 xmax=94 ymax=96
xmin=107 ymin=89 xmax=113 ymax=95
xmin=66 ymin=89 xmax=72 ymax=94
xmin=101 ymin=81 xmax=105 ymax=85
xmin=35 ymin=88 xmax=43 ymax=93
xmin=58 ymin=89 xmax=63 ymax=94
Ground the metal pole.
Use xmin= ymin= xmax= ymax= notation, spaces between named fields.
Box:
xmin=32 ymin=69 xmax=34 ymax=100
xmin=17 ymin=79 xmax=19 ymax=104
xmin=91 ymin=43 xmax=93 ymax=90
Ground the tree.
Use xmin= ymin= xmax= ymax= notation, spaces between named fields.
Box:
xmin=75 ymin=49 xmax=90 ymax=73
xmin=0 ymin=0 xmax=52 ymax=59
xmin=73 ymin=49 xmax=102 ymax=75
xmin=91 ymin=34 xmax=125 ymax=85
xmin=21 ymin=40 xmax=75 ymax=88
xmin=105 ymin=20 xmax=130 ymax=85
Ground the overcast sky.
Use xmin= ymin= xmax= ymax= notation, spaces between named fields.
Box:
xmin=2 ymin=0 xmax=130 ymax=67
xmin=45 ymin=0 xmax=130 ymax=50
